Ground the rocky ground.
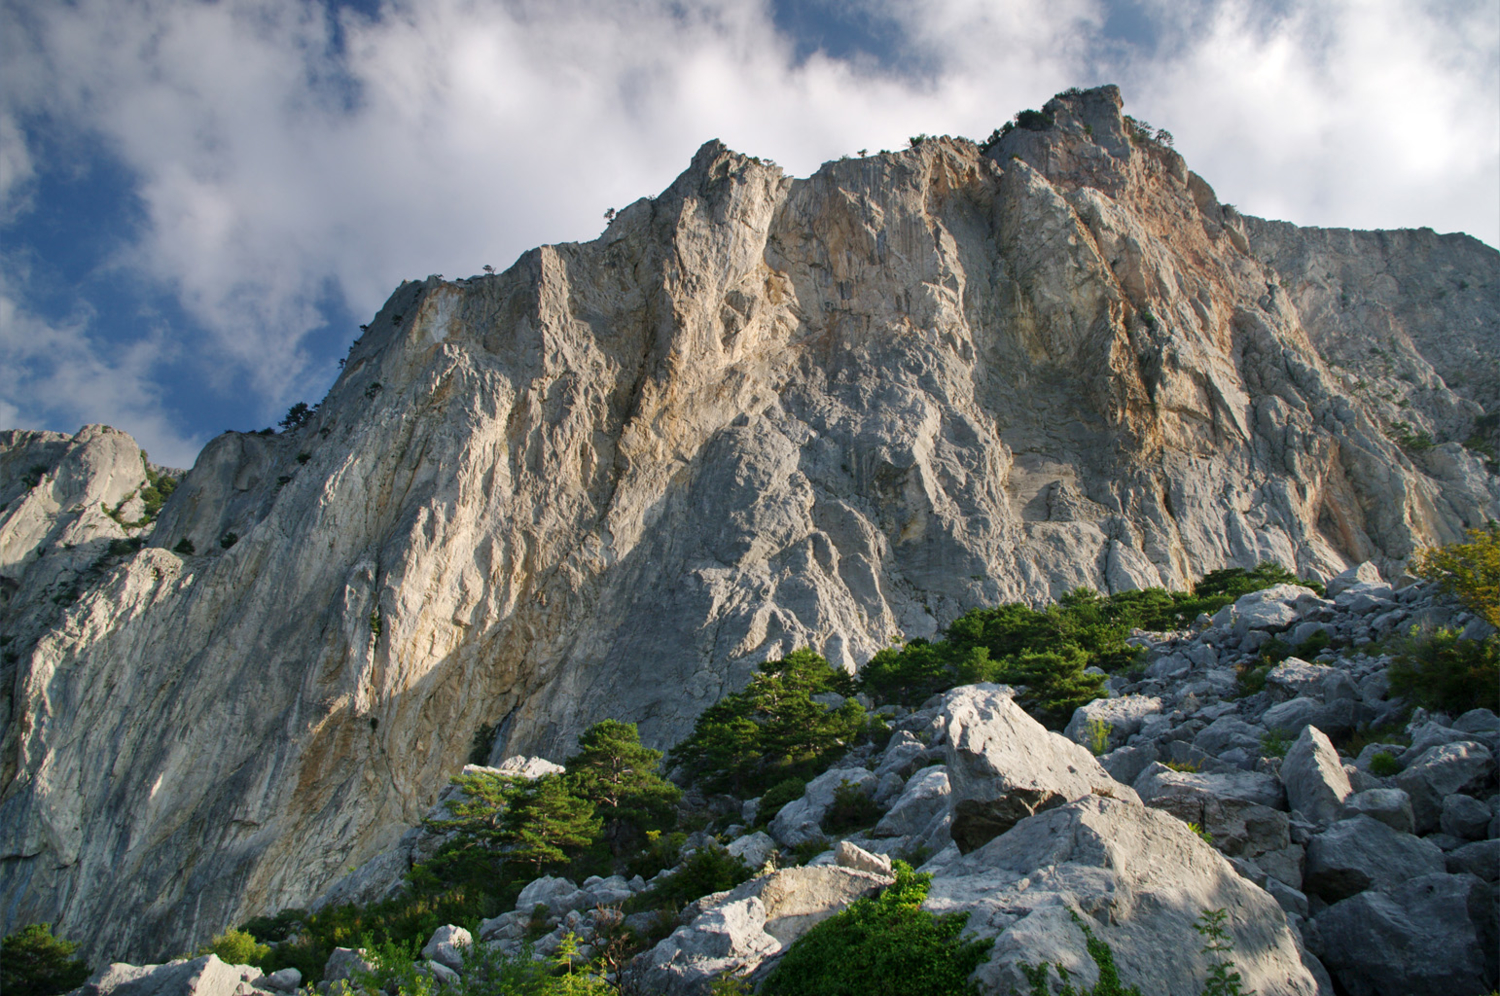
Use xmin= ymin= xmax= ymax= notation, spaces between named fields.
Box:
xmin=69 ymin=561 xmax=1498 ymax=996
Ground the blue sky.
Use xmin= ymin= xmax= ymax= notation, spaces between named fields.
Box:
xmin=2 ymin=0 xmax=1496 ymax=469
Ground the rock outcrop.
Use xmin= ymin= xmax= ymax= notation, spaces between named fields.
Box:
xmin=2 ymin=82 xmax=1496 ymax=959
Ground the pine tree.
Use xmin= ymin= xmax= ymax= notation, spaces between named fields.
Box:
xmin=564 ymin=720 xmax=680 ymax=852
xmin=505 ymin=774 xmax=601 ymax=874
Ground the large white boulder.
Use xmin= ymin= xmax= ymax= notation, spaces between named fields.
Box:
xmin=940 ymin=684 xmax=1137 ymax=852
xmin=1281 ymin=726 xmax=1351 ymax=823
xmin=923 ymin=796 xmax=1321 ymax=995
xmin=71 ymin=957 xmax=278 ymax=996
xmin=1063 ymin=695 xmax=1164 ymax=752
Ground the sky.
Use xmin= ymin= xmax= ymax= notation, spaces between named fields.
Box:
xmin=1 ymin=0 xmax=1496 ymax=469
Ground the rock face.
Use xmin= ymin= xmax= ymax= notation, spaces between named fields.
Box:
xmin=2 ymin=82 xmax=1497 ymax=959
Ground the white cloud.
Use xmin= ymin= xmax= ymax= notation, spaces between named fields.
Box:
xmin=0 ymin=0 xmax=1494 ymax=467
xmin=0 ymin=270 xmax=206 ymax=467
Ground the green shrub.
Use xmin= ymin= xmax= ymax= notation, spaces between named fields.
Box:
xmin=624 ymin=845 xmax=752 ymax=913
xmin=1413 ymin=523 xmax=1499 ymax=628
xmin=173 ymin=537 xmax=195 ymax=555
xmin=199 ymin=928 xmax=270 ymax=966
xmin=669 ymin=649 xmax=866 ymax=796
xmin=757 ymin=777 xmax=807 ymax=826
xmin=1086 ymin=719 xmax=1112 ymax=757
xmin=218 ymin=532 xmax=239 ymax=549
xmin=279 ymin=402 xmax=316 ymax=431
xmin=1369 ymin=751 xmax=1401 ymax=777
xmin=625 ymin=830 xmax=686 ymax=881
xmin=1259 ymin=728 xmax=1291 ymax=759
xmin=762 ymin=861 xmax=991 ymax=996
xmin=1194 ymin=909 xmax=1247 ymax=996
xmin=1 ymin=925 xmax=91 ymax=996
xmin=1015 ymin=109 xmax=1053 ymax=131
xmin=1388 ymin=626 xmax=1499 ymax=714
xmin=822 ymin=780 xmax=882 ymax=835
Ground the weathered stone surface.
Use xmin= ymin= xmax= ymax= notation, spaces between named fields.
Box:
xmin=872 ymin=764 xmax=950 ymax=839
xmin=923 ymin=795 xmax=1319 ymax=995
xmin=1281 ymin=726 xmax=1352 ymax=823
xmin=1302 ymin=815 xmax=1445 ymax=902
xmin=69 ymin=957 xmax=276 ymax=996
xmin=1135 ymin=763 xmax=1286 ymax=811
xmin=420 ymin=925 xmax=470 ymax=972
xmin=1395 ymin=741 xmax=1496 ymax=833
xmin=1441 ymin=793 xmax=1493 ymax=840
xmin=321 ymin=948 xmax=373 ymax=985
xmin=5 ymin=80 xmax=1497 ymax=959
xmin=834 ymin=840 xmax=892 ymax=877
xmin=1063 ymin=695 xmax=1163 ymax=751
xmin=1339 ymin=788 xmax=1415 ymax=834
xmin=1315 ymin=872 xmax=1498 ymax=996
xmin=1193 ymin=717 xmax=1266 ymax=757
xmin=941 ymin=685 xmax=1136 ymax=852
xmin=1325 ymin=562 xmax=1382 ymax=599
xmin=624 ymin=864 xmax=891 ymax=993
xmin=1446 ymin=839 xmax=1500 ymax=882
xmin=726 ymin=831 xmax=777 ymax=871
xmin=257 ymin=968 xmax=300 ymax=993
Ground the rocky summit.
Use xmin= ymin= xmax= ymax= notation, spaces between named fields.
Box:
xmin=1 ymin=83 xmax=1497 ymax=979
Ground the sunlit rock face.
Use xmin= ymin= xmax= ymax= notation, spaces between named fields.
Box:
xmin=1 ymin=84 xmax=1494 ymax=962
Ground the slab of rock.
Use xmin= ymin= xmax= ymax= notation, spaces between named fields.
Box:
xmin=922 ymin=796 xmax=1320 ymax=995
xmin=1194 ymin=717 xmax=1266 ymax=757
xmin=1062 ymin=695 xmax=1163 ymax=751
xmin=1446 ymin=839 xmax=1500 ymax=882
xmin=1099 ymin=742 xmax=1158 ymax=785
xmin=1134 ymin=763 xmax=1289 ymax=857
xmin=1395 ymin=741 xmax=1496 ymax=834
xmin=322 ymin=948 xmax=373 ymax=985
xmin=419 ymin=924 xmax=470 ymax=972
xmin=1316 ymin=872 xmax=1498 ymax=996
xmin=873 ymin=731 xmax=927 ymax=781
xmin=72 ymin=958 xmax=277 ymax=996
xmin=1281 ymin=726 xmax=1351 ymax=823
xmin=1441 ymin=793 xmax=1492 ymax=840
xmin=1325 ymin=562 xmax=1382 ymax=599
xmin=834 ymin=841 xmax=892 ymax=877
xmin=624 ymin=864 xmax=892 ymax=994
xmin=1339 ymin=788 xmax=1415 ymax=835
xmin=726 ymin=831 xmax=777 ymax=870
xmin=940 ymin=684 xmax=1137 ymax=853
xmin=872 ymin=765 xmax=949 ymax=839
xmin=516 ymin=875 xmax=589 ymax=916
xmin=255 ymin=969 xmax=300 ymax=993
xmin=1302 ymin=815 xmax=1445 ymax=903
xmin=1135 ymin=763 xmax=1287 ymax=810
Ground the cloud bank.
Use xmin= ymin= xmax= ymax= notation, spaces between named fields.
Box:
xmin=1 ymin=0 xmax=1495 ymax=467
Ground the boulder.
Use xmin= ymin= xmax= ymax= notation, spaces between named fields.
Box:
xmin=1395 ymin=741 xmax=1496 ymax=834
xmin=493 ymin=755 xmax=567 ymax=779
xmin=940 ymin=684 xmax=1137 ymax=852
xmin=256 ymin=969 xmax=300 ymax=993
xmin=1227 ymin=584 xmax=1322 ymax=637
xmin=1325 ymin=562 xmax=1382 ymax=599
xmin=1302 ymin=816 xmax=1445 ymax=902
xmin=1339 ymin=788 xmax=1415 ymax=834
xmin=322 ymin=948 xmax=374 ymax=985
xmin=516 ymin=875 xmax=589 ymax=916
xmin=1099 ymin=742 xmax=1158 ymax=785
xmin=727 ymin=830 xmax=777 ymax=870
xmin=768 ymin=767 xmax=877 ymax=848
xmin=922 ymin=796 xmax=1320 ymax=995
xmin=1446 ymin=839 xmax=1500 ymax=882
xmin=624 ymin=864 xmax=892 ymax=994
xmin=1265 ymin=659 xmax=1335 ymax=702
xmin=420 ymin=925 xmax=470 ymax=972
xmin=1062 ymin=695 xmax=1163 ymax=751
xmin=835 ymin=841 xmax=892 ymax=877
xmin=1193 ymin=717 xmax=1266 ymax=757
xmin=1441 ymin=793 xmax=1492 ymax=840
xmin=1133 ymin=763 xmax=1289 ymax=857
xmin=1316 ymin=872 xmax=1498 ymax=996
xmin=72 ymin=958 xmax=277 ymax=996
xmin=873 ymin=731 xmax=926 ymax=781
xmin=1135 ymin=763 xmax=1286 ymax=810
xmin=872 ymin=765 xmax=949 ymax=839
xmin=1281 ymin=726 xmax=1351 ymax=823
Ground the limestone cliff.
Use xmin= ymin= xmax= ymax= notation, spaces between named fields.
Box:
xmin=1 ymin=85 xmax=1495 ymax=961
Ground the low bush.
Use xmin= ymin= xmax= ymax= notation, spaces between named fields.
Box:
xmin=761 ymin=861 xmax=992 ymax=996
xmin=1388 ymin=626 xmax=1499 ymax=715
xmin=822 ymin=780 xmax=882 ymax=835
xmin=623 ymin=845 xmax=752 ymax=913
xmin=1413 ymin=523 xmax=1499 ymax=629
xmin=1 ymin=924 xmax=91 ymax=996
xmin=199 ymin=928 xmax=270 ymax=966
xmin=1369 ymin=751 xmax=1401 ymax=777
xmin=756 ymin=777 xmax=807 ymax=826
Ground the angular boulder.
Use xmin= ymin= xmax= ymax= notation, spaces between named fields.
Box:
xmin=1281 ymin=726 xmax=1351 ymax=823
xmin=940 ymin=684 xmax=1137 ymax=853
xmin=71 ymin=958 xmax=277 ymax=996
xmin=1062 ymin=695 xmax=1163 ymax=751
xmin=1316 ymin=872 xmax=1498 ymax=996
xmin=1302 ymin=815 xmax=1445 ymax=903
xmin=768 ymin=767 xmax=877 ymax=848
xmin=872 ymin=765 xmax=950 ymax=839
xmin=922 ymin=796 xmax=1320 ymax=995
xmin=420 ymin=924 xmax=471 ymax=972
xmin=1339 ymin=788 xmax=1416 ymax=835
xmin=1395 ymin=741 xmax=1496 ymax=834
xmin=624 ymin=864 xmax=893 ymax=994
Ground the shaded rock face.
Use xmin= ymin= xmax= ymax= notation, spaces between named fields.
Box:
xmin=1 ymin=84 xmax=1496 ymax=960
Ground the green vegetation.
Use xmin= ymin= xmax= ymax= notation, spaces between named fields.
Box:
xmin=1 ymin=925 xmax=91 ymax=996
xmin=279 ymin=402 xmax=316 ymax=432
xmin=1413 ymin=523 xmax=1499 ymax=628
xmin=1369 ymin=751 xmax=1401 ymax=777
xmin=1194 ymin=909 xmax=1247 ymax=996
xmin=1386 ymin=420 xmax=1435 ymax=453
xmin=219 ymin=532 xmax=239 ymax=549
xmin=423 ymin=772 xmax=599 ymax=875
xmin=199 ymin=928 xmax=270 ymax=966
xmin=1259 ymin=728 xmax=1291 ymax=759
xmin=860 ymin=563 xmax=1322 ymax=729
xmin=623 ymin=845 xmax=753 ymax=913
xmin=101 ymin=457 xmax=178 ymax=530
xmin=668 ymin=649 xmax=867 ymax=797
xmin=1388 ymin=626 xmax=1499 ymax=715
xmin=756 ymin=776 xmax=808 ymax=826
xmin=761 ymin=861 xmax=992 ymax=996
xmin=173 ymin=537 xmax=196 ymax=555
xmin=20 ymin=464 xmax=47 ymax=490
xmin=822 ymin=780 xmax=883 ymax=835
xmin=563 ymin=720 xmax=680 ymax=856
xmin=1085 ymin=719 xmax=1112 ymax=757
